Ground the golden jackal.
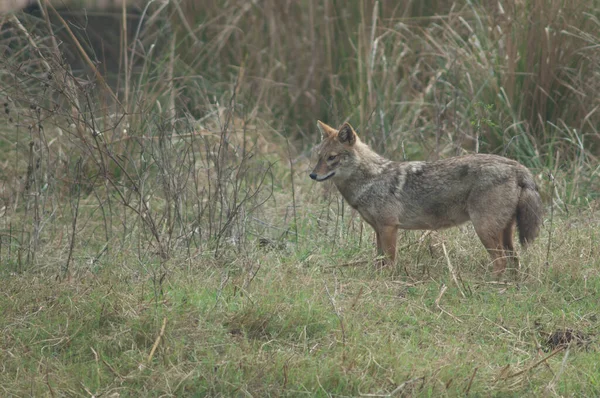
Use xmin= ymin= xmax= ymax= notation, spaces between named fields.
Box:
xmin=310 ymin=121 xmax=543 ymax=276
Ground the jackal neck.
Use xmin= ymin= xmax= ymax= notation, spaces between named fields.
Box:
xmin=350 ymin=142 xmax=390 ymax=176
xmin=333 ymin=143 xmax=392 ymax=206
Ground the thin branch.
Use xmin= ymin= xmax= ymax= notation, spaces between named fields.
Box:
xmin=147 ymin=317 xmax=167 ymax=363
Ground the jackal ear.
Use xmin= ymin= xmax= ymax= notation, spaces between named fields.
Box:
xmin=317 ymin=120 xmax=337 ymax=140
xmin=338 ymin=122 xmax=357 ymax=145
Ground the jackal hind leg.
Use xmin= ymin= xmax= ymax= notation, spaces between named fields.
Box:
xmin=471 ymin=218 xmax=509 ymax=278
xmin=468 ymin=186 xmax=519 ymax=278
xmin=502 ymin=219 xmax=520 ymax=273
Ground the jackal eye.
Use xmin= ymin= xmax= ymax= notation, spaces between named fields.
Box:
xmin=327 ymin=154 xmax=338 ymax=161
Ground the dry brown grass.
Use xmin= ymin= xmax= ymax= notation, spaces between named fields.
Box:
xmin=167 ymin=0 xmax=600 ymax=161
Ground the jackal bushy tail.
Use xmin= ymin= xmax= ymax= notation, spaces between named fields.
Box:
xmin=517 ymin=172 xmax=543 ymax=246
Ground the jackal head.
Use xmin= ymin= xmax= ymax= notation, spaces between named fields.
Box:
xmin=310 ymin=121 xmax=358 ymax=182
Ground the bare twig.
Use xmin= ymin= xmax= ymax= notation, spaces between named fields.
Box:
xmin=359 ymin=376 xmax=424 ymax=397
xmin=350 ymin=286 xmax=364 ymax=310
xmin=464 ymin=367 xmax=478 ymax=395
xmin=43 ymin=0 xmax=121 ymax=105
xmin=441 ymin=242 xmax=466 ymax=298
xmin=147 ymin=317 xmax=167 ymax=363
xmin=504 ymin=347 xmax=565 ymax=379
xmin=90 ymin=347 xmax=101 ymax=387
xmin=545 ymin=347 xmax=570 ymax=394
xmin=434 ymin=284 xmax=463 ymax=323
xmin=63 ymin=158 xmax=83 ymax=279
xmin=389 ymin=377 xmax=424 ymax=396
xmin=101 ymin=358 xmax=124 ymax=380
xmin=9 ymin=15 xmax=51 ymax=72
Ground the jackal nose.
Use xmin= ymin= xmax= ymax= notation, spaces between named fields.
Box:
xmin=309 ymin=173 xmax=317 ymax=180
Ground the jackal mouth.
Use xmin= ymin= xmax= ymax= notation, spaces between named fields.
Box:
xmin=317 ymin=172 xmax=335 ymax=181
xmin=311 ymin=171 xmax=335 ymax=181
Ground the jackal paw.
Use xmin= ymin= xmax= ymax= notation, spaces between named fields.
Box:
xmin=374 ymin=256 xmax=390 ymax=270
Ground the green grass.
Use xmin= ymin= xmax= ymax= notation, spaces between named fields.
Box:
xmin=1 ymin=211 xmax=599 ymax=397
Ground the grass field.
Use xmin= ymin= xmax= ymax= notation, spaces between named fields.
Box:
xmin=1 ymin=207 xmax=599 ymax=396
xmin=1 ymin=1 xmax=600 ymax=396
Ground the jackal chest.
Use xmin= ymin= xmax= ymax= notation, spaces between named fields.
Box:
xmin=336 ymin=180 xmax=401 ymax=225
xmin=355 ymin=197 xmax=402 ymax=228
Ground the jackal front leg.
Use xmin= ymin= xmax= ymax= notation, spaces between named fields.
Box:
xmin=379 ymin=225 xmax=399 ymax=268
xmin=375 ymin=230 xmax=384 ymax=268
